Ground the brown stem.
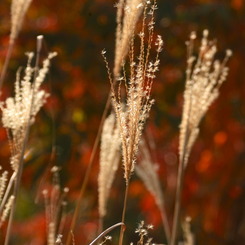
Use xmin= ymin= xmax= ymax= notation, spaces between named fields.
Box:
xmin=159 ymin=204 xmax=170 ymax=244
xmin=169 ymin=155 xmax=185 ymax=245
xmin=66 ymin=94 xmax=111 ymax=245
xmin=118 ymin=183 xmax=129 ymax=245
xmin=170 ymin=127 xmax=190 ymax=245
xmin=98 ymin=216 xmax=103 ymax=236
xmin=96 ymin=216 xmax=104 ymax=245
xmin=170 ymin=75 xmax=193 ymax=245
xmin=0 ymin=40 xmax=14 ymax=93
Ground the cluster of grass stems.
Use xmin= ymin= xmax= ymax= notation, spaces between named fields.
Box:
xmin=0 ymin=0 xmax=231 ymax=245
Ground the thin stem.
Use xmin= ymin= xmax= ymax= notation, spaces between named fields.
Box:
xmin=169 ymin=155 xmax=185 ymax=245
xmin=0 ymin=40 xmax=15 ymax=93
xmin=3 ymin=182 xmax=15 ymax=245
xmin=118 ymin=183 xmax=129 ymax=245
xmin=98 ymin=216 xmax=103 ymax=236
xmin=159 ymin=205 xmax=170 ymax=244
xmin=171 ymin=70 xmax=194 ymax=245
xmin=66 ymin=93 xmax=112 ymax=245
xmin=170 ymin=127 xmax=190 ymax=245
xmin=89 ymin=222 xmax=125 ymax=245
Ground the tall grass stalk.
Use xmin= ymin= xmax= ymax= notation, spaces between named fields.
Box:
xmin=170 ymin=30 xmax=231 ymax=245
xmin=170 ymin=136 xmax=188 ymax=245
xmin=98 ymin=113 xmax=121 ymax=232
xmin=4 ymin=35 xmax=43 ymax=245
xmin=2 ymin=36 xmax=57 ymax=245
xmin=66 ymin=1 xmax=147 ymax=243
xmin=104 ymin=1 xmax=162 ymax=244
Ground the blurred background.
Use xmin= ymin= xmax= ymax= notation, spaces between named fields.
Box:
xmin=0 ymin=0 xmax=244 ymax=244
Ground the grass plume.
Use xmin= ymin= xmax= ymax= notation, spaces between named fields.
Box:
xmin=103 ymin=1 xmax=163 ymax=244
xmin=170 ymin=30 xmax=232 ymax=245
xmin=114 ymin=0 xmax=145 ymax=77
xmin=98 ymin=113 xmax=121 ymax=228
xmin=0 ymin=38 xmax=56 ymax=244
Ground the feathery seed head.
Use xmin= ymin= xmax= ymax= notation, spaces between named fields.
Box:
xmin=10 ymin=0 xmax=33 ymax=43
xmin=1 ymin=51 xmax=56 ymax=172
xmin=0 ymin=171 xmax=8 ymax=203
xmin=98 ymin=113 xmax=121 ymax=218
xmin=107 ymin=0 xmax=162 ymax=184
xmin=0 ymin=195 xmax=15 ymax=227
xmin=1 ymin=52 xmax=56 ymax=132
xmin=179 ymin=30 xmax=231 ymax=167
xmin=114 ymin=0 xmax=146 ymax=77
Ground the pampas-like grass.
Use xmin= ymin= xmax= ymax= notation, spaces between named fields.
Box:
xmin=0 ymin=42 xmax=57 ymax=245
xmin=0 ymin=1 xmax=234 ymax=243
xmin=66 ymin=2 xmax=147 ymax=242
xmin=170 ymin=30 xmax=232 ymax=245
xmin=102 ymin=1 xmax=162 ymax=244
xmin=1 ymin=51 xmax=57 ymax=172
xmin=179 ymin=30 xmax=232 ymax=168
xmin=112 ymin=0 xmax=161 ymax=185
xmin=114 ymin=0 xmax=145 ymax=77
xmin=98 ymin=113 xmax=121 ymax=219
xmin=103 ymin=0 xmax=162 ymax=185
xmin=107 ymin=31 xmax=163 ymax=186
